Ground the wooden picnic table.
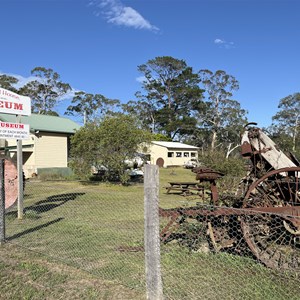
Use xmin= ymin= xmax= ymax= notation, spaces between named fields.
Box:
xmin=165 ymin=181 xmax=204 ymax=196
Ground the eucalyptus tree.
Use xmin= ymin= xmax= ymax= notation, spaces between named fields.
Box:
xmin=271 ymin=93 xmax=300 ymax=152
xmin=122 ymin=99 xmax=157 ymax=131
xmin=136 ymin=56 xmax=204 ymax=140
xmin=65 ymin=91 xmax=120 ymax=124
xmin=19 ymin=67 xmax=71 ymax=114
xmin=0 ymin=74 xmax=19 ymax=92
xmin=198 ymin=69 xmax=247 ymax=151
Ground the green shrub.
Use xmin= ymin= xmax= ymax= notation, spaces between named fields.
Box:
xmin=199 ymin=151 xmax=246 ymax=178
xmin=37 ymin=168 xmax=76 ymax=181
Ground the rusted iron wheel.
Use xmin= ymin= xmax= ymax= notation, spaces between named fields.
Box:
xmin=242 ymin=167 xmax=300 ymax=208
xmin=241 ymin=167 xmax=300 ymax=271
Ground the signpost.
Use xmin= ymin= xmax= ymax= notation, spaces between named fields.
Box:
xmin=0 ymin=88 xmax=31 ymax=220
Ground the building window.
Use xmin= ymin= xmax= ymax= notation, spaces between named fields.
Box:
xmin=184 ymin=152 xmax=189 ymax=157
xmin=168 ymin=152 xmax=174 ymax=157
xmin=176 ymin=152 xmax=182 ymax=157
xmin=191 ymin=152 xmax=196 ymax=157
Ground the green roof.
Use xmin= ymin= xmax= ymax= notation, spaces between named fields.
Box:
xmin=0 ymin=113 xmax=81 ymax=134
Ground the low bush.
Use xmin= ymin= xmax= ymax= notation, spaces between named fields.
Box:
xmin=199 ymin=151 xmax=246 ymax=178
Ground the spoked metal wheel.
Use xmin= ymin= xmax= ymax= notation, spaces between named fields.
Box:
xmin=241 ymin=167 xmax=300 ymax=271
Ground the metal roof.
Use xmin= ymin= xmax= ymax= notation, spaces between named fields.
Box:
xmin=151 ymin=141 xmax=199 ymax=149
xmin=0 ymin=113 xmax=81 ymax=134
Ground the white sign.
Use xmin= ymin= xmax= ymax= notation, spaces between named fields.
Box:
xmin=0 ymin=88 xmax=31 ymax=116
xmin=0 ymin=122 xmax=30 ymax=140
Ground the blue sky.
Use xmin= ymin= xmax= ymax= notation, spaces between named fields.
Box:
xmin=1 ymin=0 xmax=300 ymax=127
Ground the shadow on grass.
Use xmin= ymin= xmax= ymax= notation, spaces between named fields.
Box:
xmin=30 ymin=192 xmax=86 ymax=214
xmin=7 ymin=217 xmax=64 ymax=241
xmin=6 ymin=192 xmax=85 ymax=217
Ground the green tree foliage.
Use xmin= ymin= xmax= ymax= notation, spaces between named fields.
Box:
xmin=0 ymin=74 xmax=19 ymax=92
xmin=122 ymin=99 xmax=156 ymax=130
xmin=199 ymin=151 xmax=246 ymax=177
xmin=198 ymin=70 xmax=247 ymax=151
xmin=70 ymin=115 xmax=151 ymax=184
xmin=151 ymin=133 xmax=172 ymax=141
xmin=69 ymin=123 xmax=102 ymax=177
xmin=271 ymin=93 xmax=300 ymax=152
xmin=19 ymin=67 xmax=71 ymax=114
xmin=199 ymin=151 xmax=247 ymax=200
xmin=65 ymin=91 xmax=120 ymax=124
xmin=135 ymin=56 xmax=204 ymax=140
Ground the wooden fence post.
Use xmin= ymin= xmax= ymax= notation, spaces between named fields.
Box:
xmin=144 ymin=164 xmax=163 ymax=300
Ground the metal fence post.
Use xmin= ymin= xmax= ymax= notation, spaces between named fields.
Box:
xmin=0 ymin=159 xmax=5 ymax=245
xmin=144 ymin=164 xmax=163 ymax=300
xmin=17 ymin=115 xmax=24 ymax=219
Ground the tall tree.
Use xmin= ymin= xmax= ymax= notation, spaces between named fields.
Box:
xmin=19 ymin=67 xmax=71 ymax=114
xmin=122 ymin=99 xmax=157 ymax=131
xmin=136 ymin=56 xmax=204 ymax=140
xmin=70 ymin=115 xmax=151 ymax=184
xmin=0 ymin=74 xmax=19 ymax=93
xmin=198 ymin=69 xmax=247 ymax=150
xmin=271 ymin=93 xmax=300 ymax=152
xmin=65 ymin=91 xmax=120 ymax=124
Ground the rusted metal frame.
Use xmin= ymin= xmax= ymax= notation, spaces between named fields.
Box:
xmin=160 ymin=218 xmax=181 ymax=242
xmin=264 ymin=177 xmax=288 ymax=207
xmin=210 ymin=181 xmax=219 ymax=205
xmin=159 ymin=208 xmax=186 ymax=242
xmin=272 ymin=177 xmax=287 ymax=204
xmin=159 ymin=205 xmax=300 ymax=218
xmin=244 ymin=167 xmax=300 ymax=201
xmin=286 ymin=177 xmax=293 ymax=204
xmin=253 ymin=181 xmax=277 ymax=207
xmin=295 ymin=174 xmax=299 ymax=204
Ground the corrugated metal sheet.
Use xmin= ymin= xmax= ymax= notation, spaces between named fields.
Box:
xmin=151 ymin=141 xmax=199 ymax=149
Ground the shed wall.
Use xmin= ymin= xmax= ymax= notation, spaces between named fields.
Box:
xmin=149 ymin=144 xmax=198 ymax=167
xmin=35 ymin=133 xmax=68 ymax=169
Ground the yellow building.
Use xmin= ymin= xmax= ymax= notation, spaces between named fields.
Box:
xmin=0 ymin=113 xmax=80 ymax=178
xmin=142 ymin=141 xmax=199 ymax=167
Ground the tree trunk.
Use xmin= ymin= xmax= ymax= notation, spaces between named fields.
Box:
xmin=226 ymin=143 xmax=240 ymax=158
xmin=211 ymin=130 xmax=217 ymax=151
xmin=292 ymin=116 xmax=299 ymax=152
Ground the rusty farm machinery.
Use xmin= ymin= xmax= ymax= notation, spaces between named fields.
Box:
xmin=159 ymin=123 xmax=300 ymax=272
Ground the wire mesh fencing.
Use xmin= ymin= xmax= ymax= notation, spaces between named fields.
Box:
xmin=5 ymin=180 xmax=146 ymax=298
xmin=4 ymin=174 xmax=300 ymax=300
xmin=159 ymin=205 xmax=300 ymax=299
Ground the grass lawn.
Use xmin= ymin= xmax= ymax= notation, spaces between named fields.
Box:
xmin=0 ymin=167 xmax=299 ymax=299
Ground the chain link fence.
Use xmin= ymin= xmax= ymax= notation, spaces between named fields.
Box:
xmin=159 ymin=205 xmax=300 ymax=299
xmin=4 ymin=168 xmax=300 ymax=299
xmin=5 ymin=179 xmax=146 ymax=298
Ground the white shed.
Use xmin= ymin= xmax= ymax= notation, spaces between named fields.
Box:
xmin=142 ymin=141 xmax=199 ymax=167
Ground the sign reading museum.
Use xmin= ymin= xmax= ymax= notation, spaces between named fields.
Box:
xmin=0 ymin=122 xmax=30 ymax=140
xmin=0 ymin=88 xmax=31 ymax=116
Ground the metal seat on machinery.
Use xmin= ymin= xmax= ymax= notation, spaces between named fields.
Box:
xmin=192 ymin=167 xmax=224 ymax=181
xmin=192 ymin=167 xmax=224 ymax=205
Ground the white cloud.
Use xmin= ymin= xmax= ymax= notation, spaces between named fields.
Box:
xmin=214 ymin=38 xmax=225 ymax=44
xmin=214 ymin=38 xmax=235 ymax=49
xmin=89 ymin=0 xmax=159 ymax=32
